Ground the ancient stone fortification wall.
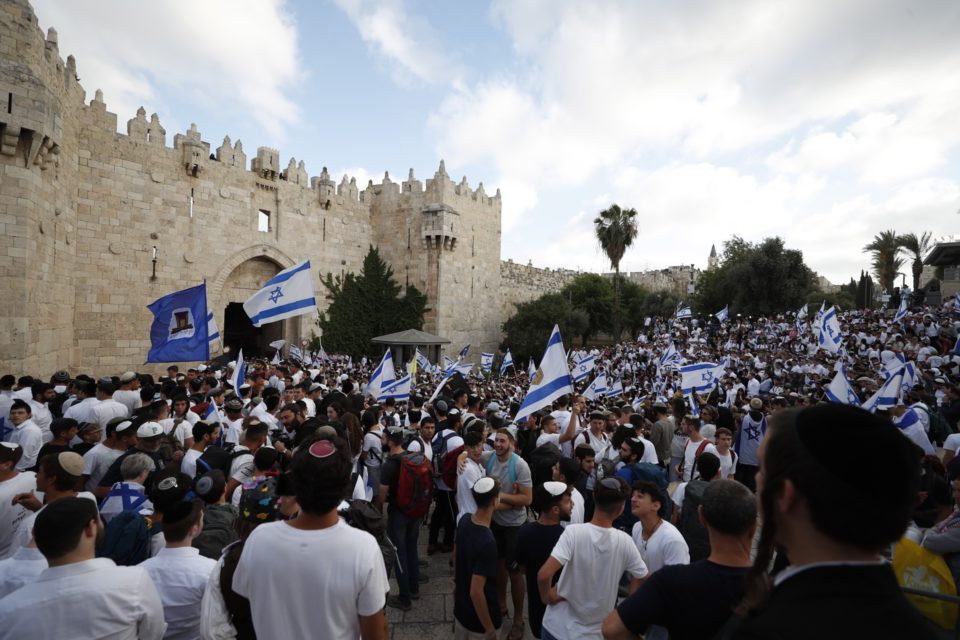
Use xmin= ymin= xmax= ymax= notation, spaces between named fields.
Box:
xmin=0 ymin=0 xmax=503 ymax=375
xmin=499 ymin=261 xmax=578 ymax=331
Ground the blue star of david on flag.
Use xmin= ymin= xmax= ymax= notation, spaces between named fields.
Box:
xmin=269 ymin=287 xmax=284 ymax=304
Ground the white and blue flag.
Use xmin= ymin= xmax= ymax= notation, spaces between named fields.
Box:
xmin=608 ymin=377 xmax=624 ymax=398
xmin=289 ymin=345 xmax=303 ymax=362
xmin=146 ymin=283 xmax=209 ymax=363
xmin=416 ymin=350 xmax=431 ymax=370
xmin=367 ymin=350 xmax=396 ymax=400
xmin=893 ymin=296 xmax=909 ymax=324
xmin=527 ymin=358 xmax=537 ymax=379
xmin=715 ymin=306 xmax=729 ymax=322
xmin=659 ymin=342 xmax=682 ymax=370
xmin=680 ymin=361 xmax=727 ymax=395
xmin=459 ymin=344 xmax=471 ymax=358
xmin=500 ymin=350 xmax=514 ymax=376
xmin=443 ymin=355 xmax=457 ymax=373
xmin=817 ymin=306 xmax=843 ymax=354
xmin=378 ymin=374 xmax=411 ymax=402
xmin=824 ymin=366 xmax=861 ymax=406
xmin=861 ymin=371 xmax=904 ymax=413
xmin=686 ymin=391 xmax=700 ymax=418
xmin=583 ymin=373 xmax=607 ymax=401
xmin=480 ymin=352 xmax=494 ymax=374
xmin=229 ymin=349 xmax=245 ymax=393
xmin=207 ymin=312 xmax=221 ymax=347
xmin=243 ymin=260 xmax=316 ymax=327
xmin=676 ymin=305 xmax=692 ymax=319
xmin=270 ymin=350 xmax=280 ymax=366
xmin=572 ymin=354 xmax=595 ymax=382
xmin=515 ymin=325 xmax=574 ymax=422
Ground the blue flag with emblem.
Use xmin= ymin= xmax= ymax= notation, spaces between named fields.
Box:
xmin=515 ymin=325 xmax=573 ymax=422
xmin=146 ymin=283 xmax=209 ymax=363
xmin=499 ymin=349 xmax=514 ymax=376
xmin=243 ymin=259 xmax=316 ymax=328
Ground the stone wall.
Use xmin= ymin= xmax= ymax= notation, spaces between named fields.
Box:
xmin=0 ymin=0 xmax=504 ymax=375
xmin=499 ymin=260 xmax=577 ymax=331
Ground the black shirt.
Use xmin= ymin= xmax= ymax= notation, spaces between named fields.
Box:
xmin=379 ymin=453 xmax=401 ymax=505
xmin=617 ymin=561 xmax=748 ymax=640
xmin=453 ymin=515 xmax=501 ymax=633
xmin=515 ymin=521 xmax=564 ymax=639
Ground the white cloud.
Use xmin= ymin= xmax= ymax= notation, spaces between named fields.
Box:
xmin=32 ymin=0 xmax=302 ymax=140
xmin=333 ymin=0 xmax=461 ymax=86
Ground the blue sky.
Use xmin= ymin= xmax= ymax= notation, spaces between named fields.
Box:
xmin=33 ymin=0 xmax=960 ymax=285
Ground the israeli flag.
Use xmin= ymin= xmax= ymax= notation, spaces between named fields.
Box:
xmin=680 ymin=361 xmax=727 ymax=395
xmin=146 ymin=283 xmax=210 ymax=363
xmin=207 ymin=312 xmax=220 ymax=345
xmin=229 ymin=349 xmax=246 ymax=393
xmin=817 ymin=306 xmax=843 ymax=354
xmin=954 ymin=295 xmax=960 ymax=313
xmin=824 ymin=366 xmax=861 ymax=406
xmin=676 ymin=305 xmax=692 ymax=319
xmin=686 ymin=391 xmax=700 ymax=418
xmin=893 ymin=295 xmax=909 ymax=324
xmin=204 ymin=400 xmax=222 ymax=423
xmin=378 ymin=374 xmax=411 ymax=402
xmin=659 ymin=342 xmax=682 ymax=370
xmin=861 ymin=371 xmax=904 ymax=413
xmin=715 ymin=306 xmax=729 ymax=322
xmin=515 ymin=325 xmax=574 ymax=422
xmin=480 ymin=352 xmax=494 ymax=374
xmin=880 ymin=353 xmax=906 ymax=380
xmin=527 ymin=358 xmax=537 ymax=378
xmin=894 ymin=407 xmax=935 ymax=455
xmin=459 ymin=344 xmax=471 ymax=358
xmin=797 ymin=303 xmax=808 ymax=318
xmin=318 ymin=347 xmax=332 ymax=363
xmin=289 ymin=345 xmax=303 ymax=362
xmin=443 ymin=355 xmax=457 ymax=372
xmin=572 ymin=353 xmax=595 ymax=382
xmin=500 ymin=349 xmax=514 ymax=376
xmin=452 ymin=362 xmax=473 ymax=377
xmin=583 ymin=373 xmax=607 ymax=401
xmin=417 ymin=350 xmax=431 ymax=370
xmin=270 ymin=350 xmax=280 ymax=366
xmin=243 ymin=260 xmax=316 ymax=327
xmin=608 ymin=377 xmax=624 ymax=398
xmin=631 ymin=395 xmax=647 ymax=412
xmin=367 ymin=350 xmax=396 ymax=400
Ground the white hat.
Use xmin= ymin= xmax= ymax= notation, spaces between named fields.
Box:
xmin=137 ymin=421 xmax=164 ymax=438
xmin=119 ymin=371 xmax=137 ymax=383
xmin=542 ymin=481 xmax=568 ymax=496
xmin=473 ymin=477 xmax=496 ymax=494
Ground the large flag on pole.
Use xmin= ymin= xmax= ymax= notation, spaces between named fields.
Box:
xmin=583 ymin=374 xmax=607 ymax=401
xmin=675 ymin=305 xmax=692 ymax=319
xmin=515 ymin=325 xmax=573 ymax=422
xmin=500 ymin=350 xmax=515 ymax=376
xmin=378 ymin=374 xmax=411 ymax=402
xmin=817 ymin=306 xmax=843 ymax=354
xmin=824 ymin=366 xmax=861 ymax=406
xmin=243 ymin=259 xmax=316 ymax=327
xmin=367 ymin=350 xmax=396 ymax=400
xmin=893 ymin=296 xmax=909 ymax=324
xmin=572 ymin=353 xmax=595 ymax=382
xmin=146 ymin=283 xmax=210 ymax=363
xmin=680 ymin=361 xmax=727 ymax=395
xmin=659 ymin=342 xmax=682 ymax=370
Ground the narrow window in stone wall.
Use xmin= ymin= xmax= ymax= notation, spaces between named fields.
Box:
xmin=189 ymin=188 xmax=194 ymax=218
xmin=258 ymin=209 xmax=271 ymax=232
xmin=407 ymin=228 xmax=411 ymax=250
xmin=6 ymin=93 xmax=11 ymax=114
xmin=146 ymin=128 xmax=151 ymax=143
xmin=322 ymin=218 xmax=326 ymax=241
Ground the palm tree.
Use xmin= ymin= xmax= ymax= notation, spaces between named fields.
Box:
xmin=897 ymin=231 xmax=933 ymax=292
xmin=594 ymin=204 xmax=638 ymax=343
xmin=862 ymin=230 xmax=903 ymax=294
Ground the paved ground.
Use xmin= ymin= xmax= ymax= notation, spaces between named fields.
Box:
xmin=386 ymin=529 xmax=535 ymax=640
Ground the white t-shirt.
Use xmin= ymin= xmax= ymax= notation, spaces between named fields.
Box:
xmin=112 ymin=389 xmax=142 ymax=415
xmin=456 ymin=459 xmax=484 ymax=524
xmin=630 ymin=519 xmax=690 ymax=574
xmin=717 ymin=450 xmax=737 ymax=479
xmin=140 ymin=546 xmax=217 ymax=640
xmin=569 ymin=487 xmax=585 ymax=526
xmin=536 ymin=431 xmax=562 ymax=448
xmin=406 ymin=436 xmax=433 ymax=462
xmin=82 ymin=444 xmax=124 ymax=492
xmin=233 ymin=519 xmax=389 ymax=639
xmin=0 ymin=546 xmax=46 ymax=599
xmin=944 ymin=433 xmax=960 ymax=456
xmin=0 ymin=472 xmax=36 ymax=559
xmin=363 ymin=429 xmax=384 ymax=469
xmin=181 ymin=449 xmax=202 ymax=479
xmin=681 ymin=439 xmax=718 ymax=482
xmin=92 ymin=400 xmax=130 ymax=439
xmin=542 ymin=523 xmax=648 ymax=639
xmin=14 ymin=492 xmax=98 ymax=551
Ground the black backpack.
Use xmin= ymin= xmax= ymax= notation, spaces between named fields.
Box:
xmin=97 ymin=511 xmax=162 ymax=565
xmin=197 ymin=445 xmax=246 ymax=476
xmin=678 ymin=479 xmax=711 ymax=561
xmin=340 ymin=499 xmax=397 ymax=578
xmin=193 ymin=503 xmax=239 ymax=560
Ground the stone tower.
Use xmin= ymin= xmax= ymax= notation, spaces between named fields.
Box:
xmin=0 ymin=0 xmax=503 ymax=374
xmin=708 ymin=244 xmax=718 ymax=270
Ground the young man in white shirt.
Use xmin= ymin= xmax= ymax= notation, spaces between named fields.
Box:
xmin=6 ymin=400 xmax=42 ymax=471
xmin=140 ymin=495 xmax=216 ymax=640
xmin=113 ymin=371 xmax=143 ymax=415
xmin=629 ymin=481 xmax=689 ymax=573
xmin=232 ymin=435 xmax=389 ymax=640
xmin=536 ymin=400 xmax=581 ymax=448
xmin=537 ymin=476 xmax=648 ymax=639
xmin=91 ymin=380 xmax=130 ymax=441
xmin=714 ymin=427 xmax=738 ymax=479
xmin=0 ymin=443 xmax=36 ymax=559
xmin=0 ymin=497 xmax=166 ymax=640
xmin=81 ymin=418 xmax=129 ymax=492
xmin=181 ymin=421 xmax=220 ymax=479
xmin=456 ymin=430 xmax=486 ymax=524
xmin=676 ymin=415 xmax=718 ymax=483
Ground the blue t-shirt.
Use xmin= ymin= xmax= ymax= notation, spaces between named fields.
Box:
xmin=453 ymin=515 xmax=501 ymax=633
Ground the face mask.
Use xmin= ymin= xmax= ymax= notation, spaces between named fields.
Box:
xmin=54 ymin=385 xmax=67 ymax=394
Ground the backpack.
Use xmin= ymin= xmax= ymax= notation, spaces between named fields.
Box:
xmin=432 ymin=430 xmax=460 ymax=473
xmin=918 ymin=405 xmax=954 ymax=446
xmin=678 ymin=439 xmax=711 ymax=480
xmin=441 ymin=445 xmax=465 ymax=490
xmin=96 ymin=511 xmax=162 ymax=566
xmin=193 ymin=503 xmax=239 ymax=560
xmin=529 ymin=442 xmax=562 ymax=487
xmin=678 ymin=479 xmax=711 ymax=561
xmin=341 ymin=499 xmax=398 ymax=578
xmin=158 ymin=423 xmax=185 ymax=465
xmin=395 ymin=452 xmax=433 ymax=518
xmin=197 ymin=445 xmax=247 ymax=476
xmin=485 ymin=451 xmax=519 ymax=488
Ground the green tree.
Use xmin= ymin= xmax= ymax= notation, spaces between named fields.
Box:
xmin=640 ymin=289 xmax=681 ymax=321
xmin=896 ymin=231 xmax=933 ymax=292
xmin=561 ymin=273 xmax=613 ymax=344
xmin=501 ymin=293 xmax=575 ymax=363
xmin=862 ymin=230 xmax=903 ymax=293
xmin=594 ymin=204 xmax=638 ymax=344
xmin=618 ymin=277 xmax=648 ymax=338
xmin=693 ymin=236 xmax=815 ymax=316
xmin=317 ymin=246 xmax=426 ymax=357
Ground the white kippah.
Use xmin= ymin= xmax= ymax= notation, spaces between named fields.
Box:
xmin=542 ymin=481 xmax=567 ymax=497
xmin=473 ymin=477 xmax=496 ymax=494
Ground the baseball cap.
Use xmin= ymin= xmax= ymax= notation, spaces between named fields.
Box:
xmin=136 ymin=421 xmax=164 ymax=438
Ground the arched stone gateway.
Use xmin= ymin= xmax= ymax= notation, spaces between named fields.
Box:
xmin=209 ymin=245 xmax=303 ymax=357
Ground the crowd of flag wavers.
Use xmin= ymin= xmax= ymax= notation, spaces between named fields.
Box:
xmin=0 ymin=275 xmax=959 ymax=638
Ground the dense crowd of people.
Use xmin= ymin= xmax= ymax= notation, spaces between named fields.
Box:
xmin=0 ymin=299 xmax=958 ymax=639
